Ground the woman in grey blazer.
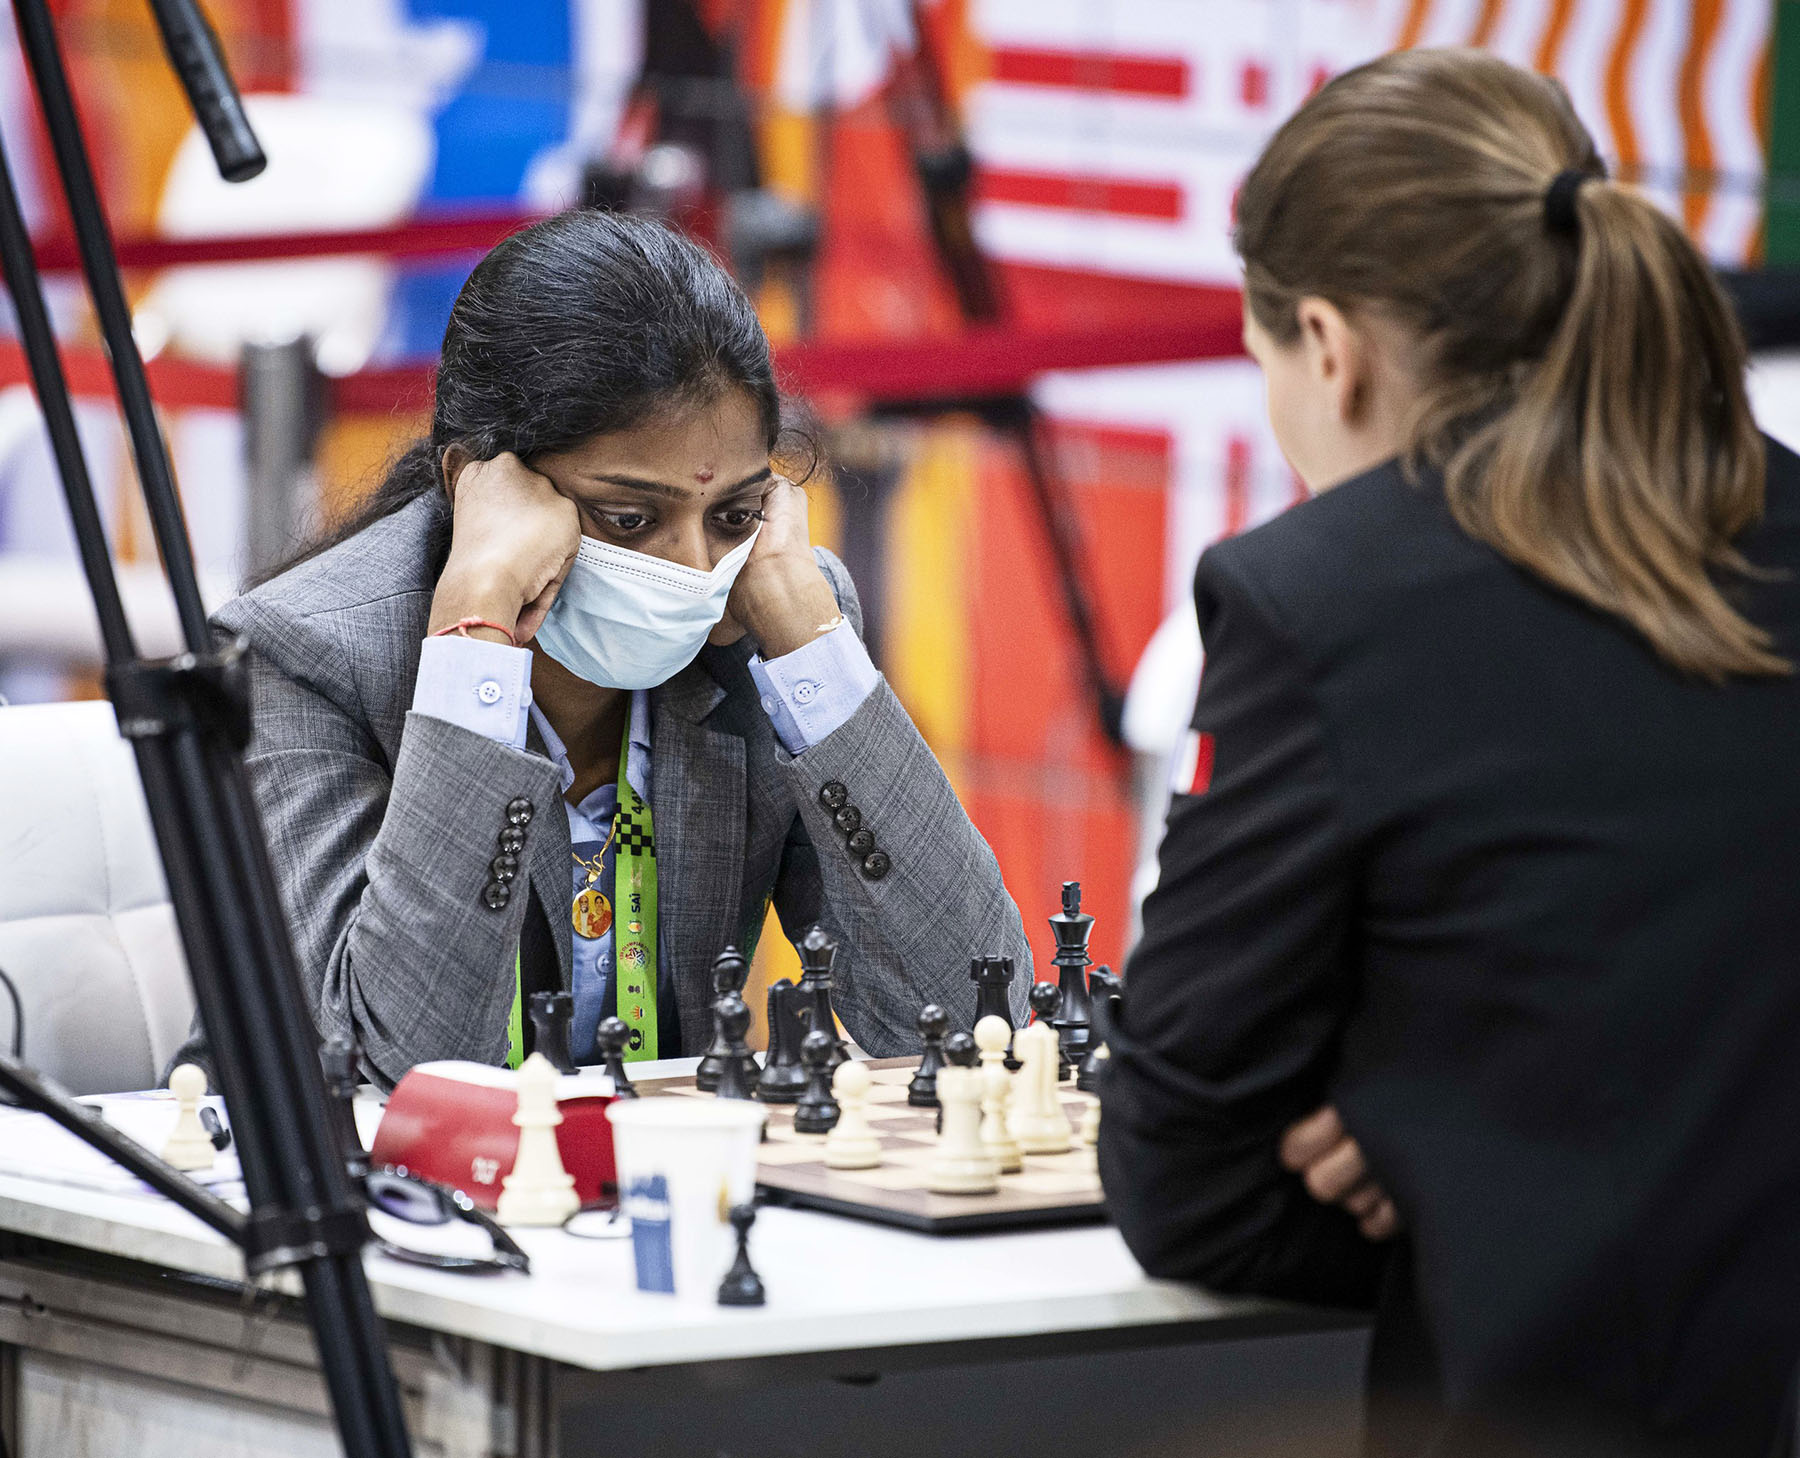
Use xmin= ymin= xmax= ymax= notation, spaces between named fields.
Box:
xmin=215 ymin=211 xmax=1029 ymax=1087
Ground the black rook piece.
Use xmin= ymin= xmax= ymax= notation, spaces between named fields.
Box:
xmin=320 ymin=1035 xmax=367 ymax=1180
xmin=527 ymin=990 xmax=576 ymax=1075
xmin=713 ymin=994 xmax=757 ymax=1101
xmin=796 ymin=924 xmax=849 ymax=1071
xmin=971 ymin=957 xmax=1020 ymax=1070
xmin=717 ymin=1202 xmax=766 ymax=1306
xmin=696 ymin=945 xmax=749 ymax=1092
xmin=756 ymin=979 xmax=809 ymax=1103
xmin=793 ymin=1029 xmax=842 ymax=1133
xmin=971 ymin=954 xmax=1015 ymax=1027
xmin=1048 ymin=881 xmax=1095 ymax=1064
xmin=908 ymin=1003 xmax=950 ymax=1107
xmin=596 ymin=1016 xmax=638 ymax=1098
xmin=1079 ymin=968 xmax=1123 ymax=1093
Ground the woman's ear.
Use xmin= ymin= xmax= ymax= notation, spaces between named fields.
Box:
xmin=440 ymin=444 xmax=470 ymax=501
xmin=1295 ymin=297 xmax=1367 ymax=428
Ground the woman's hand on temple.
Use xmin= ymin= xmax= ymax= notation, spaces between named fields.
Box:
xmin=429 ymin=452 xmax=582 ymax=645
xmin=1280 ymin=1105 xmax=1402 ymax=1241
xmin=719 ymin=475 xmax=843 ymax=658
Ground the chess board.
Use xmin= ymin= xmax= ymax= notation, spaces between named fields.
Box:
xmin=635 ymin=1058 xmax=1108 ymax=1235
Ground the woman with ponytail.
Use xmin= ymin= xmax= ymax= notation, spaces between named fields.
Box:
xmin=1101 ymin=49 xmax=1800 ymax=1456
xmin=175 ymin=209 xmax=1028 ymax=1089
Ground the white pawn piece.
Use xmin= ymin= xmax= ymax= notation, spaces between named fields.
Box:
xmin=973 ymin=1014 xmax=1012 ymax=1070
xmin=979 ymin=1058 xmax=1023 ymax=1173
xmin=496 ymin=1053 xmax=579 ymax=1227
xmin=927 ymin=1066 xmax=998 ymax=1194
xmin=1007 ymin=1021 xmax=1072 ymax=1154
xmin=161 ymin=1063 xmax=216 ymax=1171
xmin=824 ymin=1060 xmax=882 ymax=1170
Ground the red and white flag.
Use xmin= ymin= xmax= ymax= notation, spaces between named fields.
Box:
xmin=1171 ymin=729 xmax=1216 ymax=797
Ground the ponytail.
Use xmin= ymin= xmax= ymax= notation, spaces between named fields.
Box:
xmin=1236 ymin=47 xmax=1788 ymax=682
xmin=1439 ymin=179 xmax=1780 ymax=680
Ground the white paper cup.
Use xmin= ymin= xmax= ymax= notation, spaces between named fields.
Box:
xmin=605 ymin=1098 xmax=767 ymax=1301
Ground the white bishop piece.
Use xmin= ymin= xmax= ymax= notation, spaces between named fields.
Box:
xmin=496 ymin=1053 xmax=579 ymax=1227
xmin=974 ymin=1016 xmax=1022 ymax=1173
xmin=1007 ymin=1019 xmax=1071 ymax=1154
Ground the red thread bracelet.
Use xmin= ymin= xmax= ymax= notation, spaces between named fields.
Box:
xmin=433 ymin=617 xmax=518 ymax=647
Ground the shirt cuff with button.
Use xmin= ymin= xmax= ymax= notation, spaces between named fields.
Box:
xmin=748 ymin=620 xmax=881 ymax=755
xmin=411 ymin=635 xmax=533 ymax=750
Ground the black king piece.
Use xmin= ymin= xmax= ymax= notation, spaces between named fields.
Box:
xmin=1049 ymin=880 xmax=1095 ymax=1064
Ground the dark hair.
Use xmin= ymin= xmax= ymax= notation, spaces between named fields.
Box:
xmin=286 ymin=209 xmax=786 ymax=575
xmin=1236 ymin=48 xmax=1784 ymax=682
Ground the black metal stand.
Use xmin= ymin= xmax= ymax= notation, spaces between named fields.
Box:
xmin=0 ymin=3 xmax=411 ymax=1454
xmin=881 ymin=8 xmax=1128 ymax=746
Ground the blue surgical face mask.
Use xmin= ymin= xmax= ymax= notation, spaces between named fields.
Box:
xmin=533 ymin=528 xmax=760 ymax=690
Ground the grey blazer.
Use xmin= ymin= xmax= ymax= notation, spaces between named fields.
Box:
xmin=199 ymin=492 xmax=1029 ymax=1086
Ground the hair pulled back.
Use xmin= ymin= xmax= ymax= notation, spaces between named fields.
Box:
xmin=308 ymin=209 xmax=782 ymax=570
xmin=1236 ymin=48 xmax=1785 ymax=681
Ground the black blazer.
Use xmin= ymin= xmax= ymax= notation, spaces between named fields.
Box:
xmin=1100 ymin=440 xmax=1800 ymax=1457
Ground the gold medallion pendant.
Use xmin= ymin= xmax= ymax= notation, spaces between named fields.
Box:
xmin=572 ymin=886 xmax=613 ymax=940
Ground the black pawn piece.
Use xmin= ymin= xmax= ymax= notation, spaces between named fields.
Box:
xmin=528 ymin=990 xmax=577 ymax=1075
xmin=713 ymin=994 xmax=756 ymax=1101
xmin=1078 ymin=968 xmax=1123 ymax=1093
xmin=696 ymin=946 xmax=749 ymax=1092
xmin=596 ymin=1016 xmax=638 ymax=1098
xmin=1048 ymin=881 xmax=1095 ymax=1064
xmin=796 ymin=924 xmax=849 ymax=1071
xmin=320 ymin=1034 xmax=368 ymax=1180
xmin=792 ymin=1029 xmax=841 ymax=1134
xmin=717 ymin=1202 xmax=765 ymax=1307
xmin=756 ymin=979 xmax=810 ymax=1103
xmin=908 ymin=1003 xmax=950 ymax=1108
xmin=1028 ymin=981 xmax=1074 ymax=1080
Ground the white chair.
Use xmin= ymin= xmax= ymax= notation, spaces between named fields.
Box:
xmin=0 ymin=700 xmax=194 ymax=1093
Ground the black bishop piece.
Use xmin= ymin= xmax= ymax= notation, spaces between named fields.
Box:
xmin=527 ymin=990 xmax=577 ymax=1075
xmin=695 ymin=946 xmax=749 ymax=1092
xmin=712 ymin=993 xmax=757 ymax=1101
xmin=792 ymin=1029 xmax=841 ymax=1134
xmin=755 ymin=979 xmax=809 ymax=1103
xmin=908 ymin=1003 xmax=949 ymax=1108
xmin=796 ymin=925 xmax=849 ymax=1071
xmin=1048 ymin=881 xmax=1095 ymax=1065
xmin=596 ymin=1016 xmax=638 ymax=1098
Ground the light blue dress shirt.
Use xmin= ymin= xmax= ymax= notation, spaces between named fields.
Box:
xmin=411 ymin=622 xmax=880 ymax=1056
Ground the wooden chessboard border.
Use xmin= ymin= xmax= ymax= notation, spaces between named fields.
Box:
xmin=635 ymin=1057 xmax=1110 ymax=1236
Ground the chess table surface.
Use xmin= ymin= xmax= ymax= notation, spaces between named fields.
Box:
xmin=637 ymin=1057 xmax=1106 ymax=1234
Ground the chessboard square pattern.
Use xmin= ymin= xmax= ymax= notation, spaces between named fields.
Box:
xmin=632 ymin=1057 xmax=1106 ymax=1235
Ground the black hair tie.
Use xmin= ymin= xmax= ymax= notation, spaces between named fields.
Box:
xmin=1544 ymin=169 xmax=1592 ymax=237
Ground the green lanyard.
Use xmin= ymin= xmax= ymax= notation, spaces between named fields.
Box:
xmin=506 ymin=712 xmax=659 ymax=1067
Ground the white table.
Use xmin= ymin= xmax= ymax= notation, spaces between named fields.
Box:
xmin=0 ymin=1067 xmax=1367 ymax=1457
